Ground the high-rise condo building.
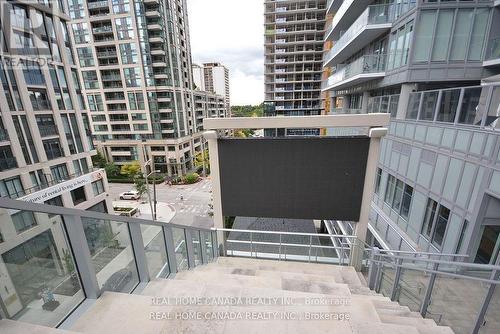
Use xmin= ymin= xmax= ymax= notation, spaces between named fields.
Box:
xmin=0 ymin=0 xmax=110 ymax=213
xmin=0 ymin=0 xmax=111 ymax=320
xmin=323 ymin=0 xmax=500 ymax=264
xmin=264 ymin=0 xmax=327 ymax=136
xmin=193 ymin=62 xmax=230 ymax=117
xmin=70 ymin=0 xmax=209 ymax=176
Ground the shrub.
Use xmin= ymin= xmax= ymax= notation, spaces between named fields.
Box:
xmin=183 ymin=173 xmax=200 ymax=184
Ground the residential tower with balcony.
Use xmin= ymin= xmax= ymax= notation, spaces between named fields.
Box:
xmin=264 ymin=0 xmax=327 ymax=136
xmin=70 ymin=0 xmax=213 ymax=176
xmin=323 ymin=0 xmax=500 ymax=265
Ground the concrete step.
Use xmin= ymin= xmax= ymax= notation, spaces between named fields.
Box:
xmin=142 ymin=278 xmax=381 ymax=324
xmin=215 ymin=257 xmax=363 ymax=286
xmin=376 ymin=307 xmax=422 ymax=318
xmin=71 ymin=286 xmax=442 ymax=334
xmin=0 ymin=320 xmax=78 ymax=334
xmin=379 ymin=314 xmax=438 ymax=327
xmin=175 ymin=269 xmax=353 ymax=296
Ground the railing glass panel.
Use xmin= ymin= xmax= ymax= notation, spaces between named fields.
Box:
xmin=427 ymin=270 xmax=488 ymax=333
xmin=172 ymin=227 xmax=188 ymax=271
xmin=0 ymin=211 xmax=84 ymax=327
xmin=191 ymin=230 xmax=202 ymax=266
xmin=203 ymin=231 xmax=214 ymax=262
xmin=141 ymin=225 xmax=169 ymax=278
xmin=378 ymin=266 xmax=395 ymax=296
xmin=480 ymin=284 xmax=500 ymax=334
xmin=486 ymin=37 xmax=500 ymax=60
xmin=81 ymin=218 xmax=139 ymax=293
xmin=396 ymin=267 xmax=428 ymax=312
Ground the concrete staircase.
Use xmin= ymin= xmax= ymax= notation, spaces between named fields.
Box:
xmin=0 ymin=257 xmax=455 ymax=334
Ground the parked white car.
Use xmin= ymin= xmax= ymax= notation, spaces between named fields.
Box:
xmin=119 ymin=191 xmax=141 ymax=200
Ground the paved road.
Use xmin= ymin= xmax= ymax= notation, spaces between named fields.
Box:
xmin=107 ymin=178 xmax=214 ymax=229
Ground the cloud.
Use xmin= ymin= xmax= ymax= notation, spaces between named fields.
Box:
xmin=187 ymin=0 xmax=264 ymax=105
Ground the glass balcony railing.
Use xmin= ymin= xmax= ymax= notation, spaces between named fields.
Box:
xmin=87 ymin=0 xmax=109 ymax=9
xmin=325 ymin=2 xmax=415 ymax=62
xmin=0 ymin=196 xmax=218 ymax=327
xmin=486 ymin=37 xmax=500 ymax=60
xmin=326 ymin=54 xmax=387 ymax=87
xmin=405 ymin=84 xmax=500 ymax=129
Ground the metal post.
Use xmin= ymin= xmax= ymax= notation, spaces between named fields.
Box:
xmin=375 ymin=261 xmax=384 ymax=293
xmin=163 ymin=225 xmax=178 ymax=273
xmin=279 ymin=233 xmax=282 ymax=261
xmin=250 ymin=232 xmax=253 ymax=257
xmin=340 ymin=242 xmax=344 ymax=266
xmin=64 ymin=215 xmax=100 ymax=299
xmin=152 ymin=172 xmax=157 ymax=221
xmin=368 ymin=248 xmax=379 ymax=290
xmin=212 ymin=231 xmax=219 ymax=258
xmin=471 ymin=261 xmax=500 ymax=334
xmin=308 ymin=235 xmax=312 ymax=263
xmin=128 ymin=222 xmax=150 ymax=282
xmin=185 ymin=229 xmax=196 ymax=269
xmin=390 ymin=258 xmax=403 ymax=301
xmin=420 ymin=262 xmax=439 ymax=317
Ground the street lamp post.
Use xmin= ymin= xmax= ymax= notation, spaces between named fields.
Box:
xmin=144 ymin=158 xmax=159 ymax=221
xmin=147 ymin=169 xmax=160 ymax=220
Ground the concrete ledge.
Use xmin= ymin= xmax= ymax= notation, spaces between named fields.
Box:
xmin=203 ymin=114 xmax=390 ymax=130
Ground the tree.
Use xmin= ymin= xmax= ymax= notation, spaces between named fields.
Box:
xmin=104 ymin=162 xmax=119 ymax=178
xmin=133 ymin=177 xmax=147 ymax=198
xmin=231 ymin=103 xmax=264 ymax=118
xmin=120 ymin=161 xmax=142 ymax=179
xmin=92 ymin=151 xmax=107 ymax=168
xmin=194 ymin=149 xmax=210 ymax=174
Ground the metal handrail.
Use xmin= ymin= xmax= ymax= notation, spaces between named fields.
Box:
xmin=375 ymin=253 xmax=499 ymax=270
xmin=376 ymin=249 xmax=469 ymax=258
xmin=213 ymin=227 xmax=360 ymax=239
xmin=0 ymin=196 xmax=213 ymax=233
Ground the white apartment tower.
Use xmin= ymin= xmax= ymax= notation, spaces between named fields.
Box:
xmin=70 ymin=0 xmax=205 ymax=176
xmin=193 ymin=62 xmax=230 ymax=117
xmin=264 ymin=0 xmax=326 ymax=136
xmin=0 ymin=1 xmax=110 ymax=213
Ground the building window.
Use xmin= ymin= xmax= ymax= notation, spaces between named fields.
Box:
xmin=437 ymin=89 xmax=460 ymax=123
xmin=456 ymin=220 xmax=469 ymax=253
xmin=71 ymin=186 xmax=87 ymax=205
xmin=128 ymin=92 xmax=145 ymax=110
xmin=12 ymin=211 xmax=37 ymax=233
xmin=413 ymin=11 xmax=436 ymax=62
xmin=28 ymin=89 xmax=51 ymax=110
xmin=77 ymin=47 xmax=95 ymax=67
xmin=51 ymin=163 xmax=69 ymax=182
xmin=384 ymin=174 xmax=413 ymax=220
xmin=22 ymin=61 xmax=45 ymax=86
xmin=82 ymin=71 xmax=99 ymax=89
xmin=421 ymin=198 xmax=450 ymax=248
xmin=87 ymin=94 xmax=104 ymax=112
xmin=119 ymin=43 xmax=138 ymax=64
xmin=0 ymin=146 xmax=18 ymax=171
xmin=0 ymin=176 xmax=25 ymax=199
xmin=431 ymin=10 xmax=453 ymax=62
xmin=374 ymin=168 xmax=382 ymax=195
xmin=45 ymin=195 xmax=63 ymax=217
xmin=43 ymin=139 xmax=64 ymax=160
xmin=115 ymin=17 xmax=134 ymax=40
xmin=92 ymin=179 xmax=105 ymax=196
xmin=124 ymin=68 xmax=142 ymax=87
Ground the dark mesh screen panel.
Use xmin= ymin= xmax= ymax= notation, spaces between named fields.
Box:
xmin=218 ymin=137 xmax=370 ymax=220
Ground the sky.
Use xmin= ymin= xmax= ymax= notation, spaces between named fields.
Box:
xmin=187 ymin=0 xmax=264 ymax=106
